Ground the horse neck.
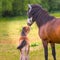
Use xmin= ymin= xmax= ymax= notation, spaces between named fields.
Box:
xmin=35 ymin=9 xmax=55 ymax=27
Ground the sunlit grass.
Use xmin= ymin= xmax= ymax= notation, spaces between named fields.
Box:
xmin=51 ymin=12 xmax=60 ymax=17
xmin=0 ymin=12 xmax=60 ymax=60
xmin=0 ymin=16 xmax=41 ymax=45
xmin=0 ymin=18 xmax=27 ymax=44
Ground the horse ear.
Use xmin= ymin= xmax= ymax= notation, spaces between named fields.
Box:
xmin=28 ymin=4 xmax=32 ymax=13
xmin=28 ymin=4 xmax=32 ymax=9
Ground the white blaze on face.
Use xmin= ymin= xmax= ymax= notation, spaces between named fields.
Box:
xmin=27 ymin=17 xmax=32 ymax=24
xmin=27 ymin=4 xmax=32 ymax=25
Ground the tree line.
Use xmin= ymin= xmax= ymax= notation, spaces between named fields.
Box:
xmin=0 ymin=0 xmax=60 ymax=17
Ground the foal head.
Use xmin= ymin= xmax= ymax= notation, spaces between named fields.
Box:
xmin=21 ymin=26 xmax=30 ymax=36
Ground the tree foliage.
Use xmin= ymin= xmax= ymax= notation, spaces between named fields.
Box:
xmin=0 ymin=0 xmax=60 ymax=17
xmin=41 ymin=0 xmax=60 ymax=12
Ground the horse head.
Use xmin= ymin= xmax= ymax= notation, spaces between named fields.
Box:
xmin=27 ymin=4 xmax=42 ymax=26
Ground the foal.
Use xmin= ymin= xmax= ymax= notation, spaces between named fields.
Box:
xmin=17 ymin=26 xmax=30 ymax=60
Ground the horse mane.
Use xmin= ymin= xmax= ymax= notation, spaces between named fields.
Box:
xmin=31 ymin=5 xmax=55 ymax=27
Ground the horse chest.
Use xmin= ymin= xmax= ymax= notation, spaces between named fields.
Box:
xmin=39 ymin=19 xmax=60 ymax=43
xmin=39 ymin=25 xmax=48 ymax=40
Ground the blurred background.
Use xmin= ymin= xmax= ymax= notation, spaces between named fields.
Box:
xmin=0 ymin=0 xmax=60 ymax=60
xmin=0 ymin=0 xmax=60 ymax=17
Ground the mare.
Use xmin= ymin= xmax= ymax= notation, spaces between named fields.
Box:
xmin=27 ymin=4 xmax=60 ymax=60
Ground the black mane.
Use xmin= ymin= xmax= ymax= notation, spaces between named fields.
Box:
xmin=31 ymin=5 xmax=55 ymax=27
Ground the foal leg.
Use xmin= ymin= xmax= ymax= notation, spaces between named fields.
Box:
xmin=50 ymin=43 xmax=56 ymax=60
xmin=42 ymin=40 xmax=48 ymax=60
xmin=20 ymin=47 xmax=26 ymax=60
xmin=25 ymin=45 xmax=30 ymax=60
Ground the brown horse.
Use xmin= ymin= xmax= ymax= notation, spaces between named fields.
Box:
xmin=27 ymin=4 xmax=60 ymax=60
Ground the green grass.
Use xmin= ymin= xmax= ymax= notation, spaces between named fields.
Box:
xmin=0 ymin=12 xmax=60 ymax=60
xmin=51 ymin=12 xmax=60 ymax=17
xmin=30 ymin=44 xmax=60 ymax=60
xmin=0 ymin=44 xmax=60 ymax=60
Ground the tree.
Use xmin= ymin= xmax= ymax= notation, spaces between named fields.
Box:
xmin=47 ymin=0 xmax=57 ymax=12
xmin=2 ymin=0 xmax=13 ymax=17
xmin=40 ymin=0 xmax=49 ymax=11
xmin=0 ymin=0 xmax=2 ymax=16
xmin=28 ymin=0 xmax=30 ymax=4
xmin=40 ymin=0 xmax=60 ymax=12
xmin=0 ymin=0 xmax=60 ymax=17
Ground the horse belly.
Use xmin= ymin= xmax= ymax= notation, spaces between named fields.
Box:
xmin=53 ymin=27 xmax=60 ymax=43
xmin=47 ymin=21 xmax=60 ymax=43
xmin=50 ymin=38 xmax=60 ymax=43
xmin=47 ymin=32 xmax=60 ymax=43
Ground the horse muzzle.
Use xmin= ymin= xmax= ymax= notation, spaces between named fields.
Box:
xmin=27 ymin=23 xmax=32 ymax=26
xmin=27 ymin=17 xmax=33 ymax=26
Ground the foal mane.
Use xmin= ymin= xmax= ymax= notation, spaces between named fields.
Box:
xmin=32 ymin=5 xmax=55 ymax=27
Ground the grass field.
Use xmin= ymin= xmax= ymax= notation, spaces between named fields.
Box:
xmin=0 ymin=13 xmax=60 ymax=60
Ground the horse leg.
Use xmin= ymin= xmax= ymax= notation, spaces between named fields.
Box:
xmin=42 ymin=40 xmax=48 ymax=60
xmin=50 ymin=43 xmax=56 ymax=60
